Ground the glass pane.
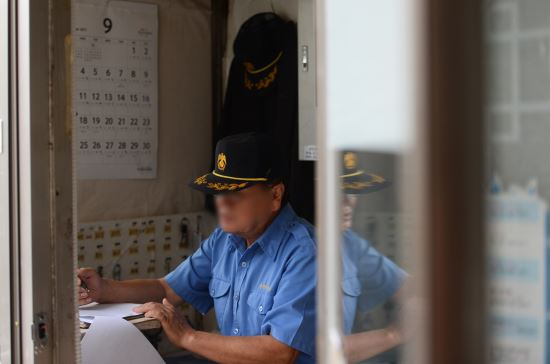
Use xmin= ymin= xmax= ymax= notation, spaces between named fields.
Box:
xmin=339 ymin=150 xmax=411 ymax=364
xmin=317 ymin=0 xmax=425 ymax=361
xmin=485 ymin=0 xmax=550 ymax=363
xmin=0 ymin=0 xmax=11 ymax=361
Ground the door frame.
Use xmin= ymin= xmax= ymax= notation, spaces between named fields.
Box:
xmin=425 ymin=0 xmax=485 ymax=362
xmin=0 ymin=0 xmax=15 ymax=361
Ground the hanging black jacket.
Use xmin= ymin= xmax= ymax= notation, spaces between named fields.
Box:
xmin=218 ymin=12 xmax=315 ymax=222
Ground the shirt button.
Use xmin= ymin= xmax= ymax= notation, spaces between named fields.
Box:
xmin=233 ymin=328 xmax=239 ymax=334
xmin=211 ymin=289 xmax=215 ymax=295
xmin=234 ymin=294 xmax=239 ymax=301
xmin=241 ymin=261 xmax=248 ymax=268
xmin=258 ymin=305 xmax=263 ymax=313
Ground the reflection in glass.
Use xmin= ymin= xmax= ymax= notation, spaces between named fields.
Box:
xmin=486 ymin=0 xmax=550 ymax=363
xmin=338 ymin=151 xmax=416 ymax=363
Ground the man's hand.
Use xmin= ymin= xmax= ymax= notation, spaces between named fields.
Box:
xmin=133 ymin=298 xmax=195 ymax=348
xmin=77 ymin=268 xmax=106 ymax=305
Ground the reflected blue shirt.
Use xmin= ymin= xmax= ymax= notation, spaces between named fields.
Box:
xmin=342 ymin=229 xmax=407 ymax=334
xmin=165 ymin=204 xmax=316 ymax=363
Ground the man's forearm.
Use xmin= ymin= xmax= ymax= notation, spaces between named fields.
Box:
xmin=99 ymin=279 xmax=166 ymax=304
xmin=183 ymin=331 xmax=298 ymax=364
xmin=344 ymin=328 xmax=402 ymax=363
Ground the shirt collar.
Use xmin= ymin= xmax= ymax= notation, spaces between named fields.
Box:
xmin=228 ymin=204 xmax=296 ymax=259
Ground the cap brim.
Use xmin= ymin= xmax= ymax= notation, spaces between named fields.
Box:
xmin=341 ymin=172 xmax=391 ymax=195
xmin=189 ymin=172 xmax=261 ymax=195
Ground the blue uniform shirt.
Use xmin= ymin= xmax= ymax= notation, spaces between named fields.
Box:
xmin=165 ymin=204 xmax=317 ymax=363
xmin=341 ymin=229 xmax=407 ymax=335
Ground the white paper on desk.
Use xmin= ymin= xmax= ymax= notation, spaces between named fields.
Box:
xmin=79 ymin=302 xmax=141 ymax=320
xmin=81 ymin=316 xmax=164 ymax=364
xmin=80 ymin=316 xmax=95 ymax=324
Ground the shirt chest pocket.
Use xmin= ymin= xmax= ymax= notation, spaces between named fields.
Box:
xmin=246 ymin=291 xmax=275 ymax=316
xmin=209 ymin=278 xmax=231 ymax=329
xmin=342 ymin=276 xmax=361 ymax=297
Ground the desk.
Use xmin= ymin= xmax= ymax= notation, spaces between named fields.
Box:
xmin=80 ymin=316 xmax=161 ymax=340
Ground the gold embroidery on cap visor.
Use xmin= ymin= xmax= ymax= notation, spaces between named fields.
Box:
xmin=341 ymin=173 xmax=387 ymax=190
xmin=194 ymin=173 xmax=208 ymax=185
xmin=217 ymin=153 xmax=227 ymax=171
xmin=206 ymin=182 xmax=248 ymax=191
xmin=243 ymin=51 xmax=283 ymax=90
xmin=193 ymin=173 xmax=249 ymax=192
xmin=342 ymin=181 xmax=382 ymax=190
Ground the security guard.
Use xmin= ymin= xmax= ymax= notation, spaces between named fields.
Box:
xmin=78 ymin=132 xmax=316 ymax=364
xmin=339 ymin=152 xmax=410 ymax=362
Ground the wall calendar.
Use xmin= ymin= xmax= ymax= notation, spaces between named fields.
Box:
xmin=72 ymin=1 xmax=158 ymax=179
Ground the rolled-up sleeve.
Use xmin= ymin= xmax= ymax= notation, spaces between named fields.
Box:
xmin=164 ymin=229 xmax=219 ymax=314
xmin=356 ymin=237 xmax=407 ymax=312
xmin=260 ymin=243 xmax=317 ymax=357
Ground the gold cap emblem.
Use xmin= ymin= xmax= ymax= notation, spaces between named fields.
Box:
xmin=217 ymin=153 xmax=227 ymax=171
xmin=344 ymin=152 xmax=357 ymax=170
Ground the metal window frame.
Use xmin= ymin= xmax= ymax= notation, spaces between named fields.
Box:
xmin=16 ymin=0 xmax=54 ymax=362
xmin=314 ymin=0 xmax=485 ymax=363
xmin=0 ymin=0 xmax=14 ymax=362
xmin=314 ymin=0 xmax=345 ymax=361
xmin=14 ymin=0 xmax=76 ymax=363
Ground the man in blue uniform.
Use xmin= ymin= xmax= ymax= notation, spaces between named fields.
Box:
xmin=78 ymin=133 xmax=316 ymax=363
xmin=339 ymin=152 xmax=411 ymax=362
